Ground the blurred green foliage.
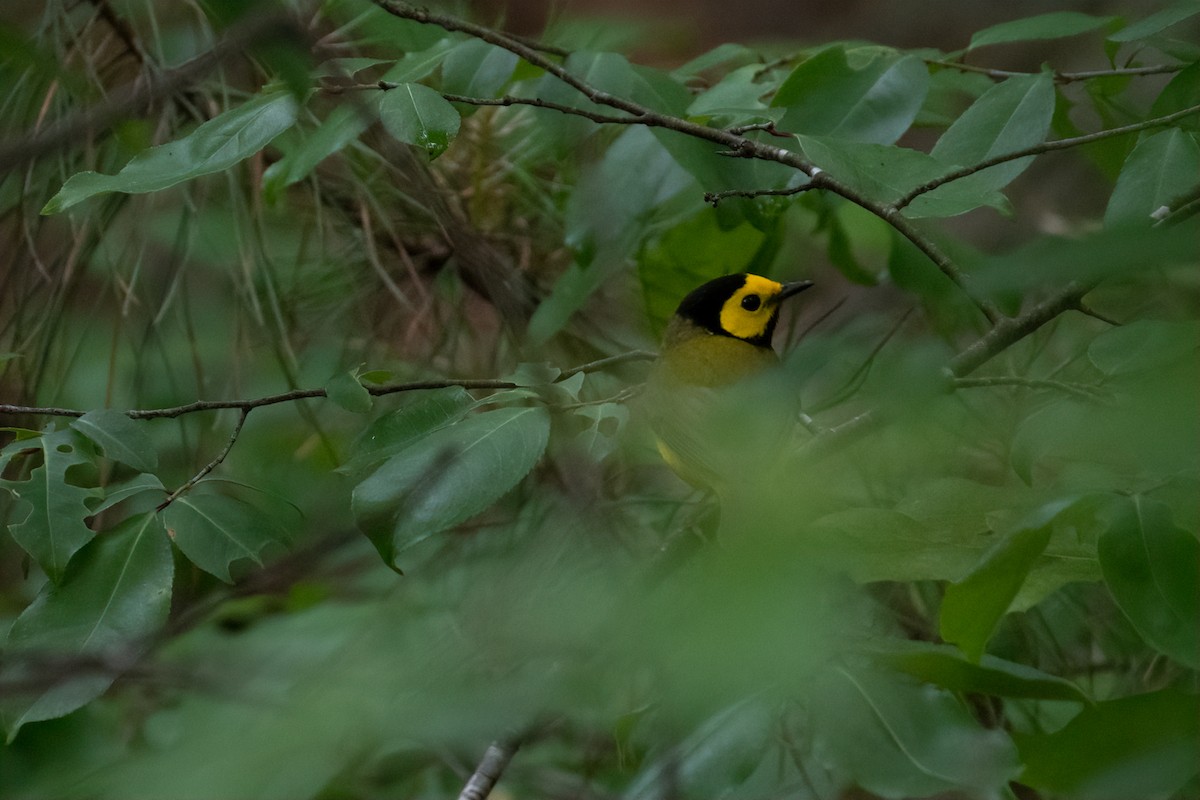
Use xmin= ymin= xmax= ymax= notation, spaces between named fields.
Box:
xmin=1 ymin=1 xmax=1198 ymax=798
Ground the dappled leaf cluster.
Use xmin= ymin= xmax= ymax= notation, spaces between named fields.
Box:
xmin=1 ymin=1 xmax=1198 ymax=799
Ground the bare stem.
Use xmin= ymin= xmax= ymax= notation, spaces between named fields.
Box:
xmin=893 ymin=103 xmax=1200 ymax=211
xmin=157 ymin=410 xmax=249 ymax=510
xmin=924 ymin=59 xmax=1184 ymax=84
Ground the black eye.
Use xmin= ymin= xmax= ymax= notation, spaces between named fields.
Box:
xmin=741 ymin=294 xmax=761 ymax=311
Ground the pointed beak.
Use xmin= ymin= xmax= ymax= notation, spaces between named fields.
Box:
xmin=778 ymin=280 xmax=814 ymax=301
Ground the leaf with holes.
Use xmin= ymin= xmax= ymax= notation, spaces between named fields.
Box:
xmin=0 ymin=428 xmax=98 ymax=583
xmin=379 ymin=82 xmax=461 ymax=160
xmin=0 ymin=512 xmax=172 ymax=741
xmin=352 ymin=406 xmax=550 ymax=566
xmin=161 ymin=493 xmax=288 ymax=583
xmin=71 ymin=409 xmax=158 ymax=472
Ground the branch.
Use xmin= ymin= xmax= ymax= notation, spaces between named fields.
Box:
xmin=893 ymin=103 xmax=1200 ymax=211
xmin=458 ymin=738 xmax=521 ymax=800
xmin=924 ymin=59 xmax=1184 ymax=84
xmin=948 ymin=282 xmax=1090 ymax=377
xmin=0 ymin=354 xmax=657 ymax=421
xmin=369 ymin=1 xmax=1002 ymax=325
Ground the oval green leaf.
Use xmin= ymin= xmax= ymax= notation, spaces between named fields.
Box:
xmin=773 ymin=47 xmax=929 ymax=145
xmin=1104 ymin=128 xmax=1200 ymax=227
xmin=969 ymin=12 xmax=1116 ymax=49
xmin=42 ymin=91 xmax=299 ymax=214
xmin=379 ymin=82 xmax=461 ymax=160
xmin=352 ymin=406 xmax=550 ymax=565
xmin=1098 ymin=496 xmax=1199 ymax=668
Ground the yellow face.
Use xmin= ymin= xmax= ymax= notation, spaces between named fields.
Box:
xmin=718 ymin=274 xmax=786 ymax=341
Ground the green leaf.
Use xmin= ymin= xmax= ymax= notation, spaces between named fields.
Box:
xmin=441 ymin=38 xmax=518 ymax=99
xmin=0 ymin=429 xmax=97 ymax=583
xmin=1098 ymin=496 xmax=1199 ymax=668
xmin=324 ymin=369 xmax=373 ymax=414
xmin=969 ymin=12 xmax=1116 ymax=49
xmin=161 ymin=493 xmax=288 ymax=583
xmin=1014 ymin=689 xmax=1200 ymax=797
xmin=70 ymin=409 xmax=158 ymax=472
xmin=874 ymin=640 xmax=1089 ymax=703
xmin=927 ymin=73 xmax=1055 ymax=200
xmin=352 ymin=406 xmax=550 ymax=565
xmin=940 ymin=508 xmax=1057 ymax=661
xmin=772 ymin=47 xmax=929 ymax=145
xmin=378 ymin=83 xmax=460 ymax=160
xmin=1150 ymin=62 xmax=1200 ymax=133
xmin=1104 ymin=128 xmax=1200 ymax=227
xmin=0 ymin=512 xmax=172 ymax=741
xmin=1088 ymin=320 xmax=1200 ymax=376
xmin=1109 ymin=1 xmax=1200 ymax=42
xmin=263 ymin=103 xmax=372 ymax=202
xmin=340 ymin=386 xmax=475 ymax=477
xmin=808 ymin=662 xmax=1020 ymax=797
xmin=379 ymin=38 xmax=455 ymax=84
xmin=686 ymin=64 xmax=772 ymax=119
xmin=90 ymin=473 xmax=167 ymax=516
xmin=42 ymin=92 xmax=299 ymax=214
xmin=798 ymin=135 xmax=1009 ymax=218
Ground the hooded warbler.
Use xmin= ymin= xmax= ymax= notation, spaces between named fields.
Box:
xmin=645 ymin=273 xmax=813 ymax=497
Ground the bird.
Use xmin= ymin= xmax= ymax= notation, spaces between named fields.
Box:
xmin=643 ymin=273 xmax=813 ymax=501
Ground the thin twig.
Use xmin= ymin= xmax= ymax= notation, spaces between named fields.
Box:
xmin=557 ymin=349 xmax=657 ymax=379
xmin=157 ymin=410 xmax=248 ymax=510
xmin=704 ymin=184 xmax=817 ymax=205
xmin=893 ymin=103 xmax=1200 ymax=211
xmin=0 ymin=380 xmax=516 ymax=420
xmin=0 ymin=353 xmax=657 ymax=421
xmin=924 ymin=59 xmax=1184 ymax=84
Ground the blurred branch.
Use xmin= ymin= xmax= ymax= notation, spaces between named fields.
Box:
xmin=1155 ymin=181 xmax=1200 ymax=227
xmin=925 ymin=59 xmax=1185 ymax=83
xmin=458 ymin=737 xmax=522 ymax=800
xmin=952 ymin=376 xmax=1106 ymax=399
xmin=370 ymin=1 xmax=1002 ymax=325
xmin=0 ymin=11 xmax=304 ymax=177
xmin=948 ymin=282 xmax=1091 ymax=377
xmin=893 ymin=103 xmax=1200 ymax=211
